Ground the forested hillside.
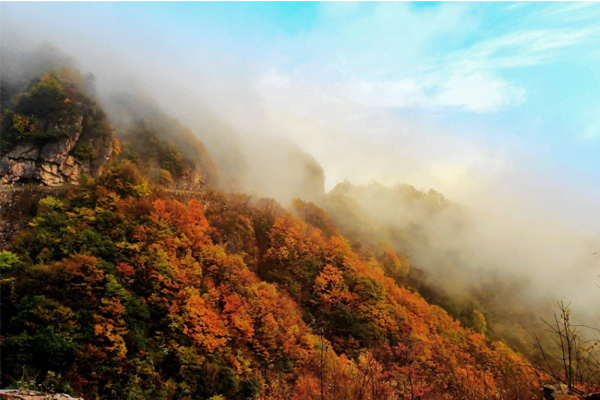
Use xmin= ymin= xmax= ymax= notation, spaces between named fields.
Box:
xmin=1 ymin=163 xmax=537 ymax=399
xmin=318 ymin=181 xmax=543 ymax=358
xmin=1 ymin=64 xmax=599 ymax=400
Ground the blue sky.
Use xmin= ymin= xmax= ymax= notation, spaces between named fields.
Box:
xmin=2 ymin=2 xmax=600 ymax=233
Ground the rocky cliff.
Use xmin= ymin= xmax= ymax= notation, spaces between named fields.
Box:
xmin=0 ymin=117 xmax=112 ymax=186
xmin=0 ymin=69 xmax=113 ymax=186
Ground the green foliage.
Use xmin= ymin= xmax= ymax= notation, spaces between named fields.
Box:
xmin=472 ymin=309 xmax=487 ymax=334
xmin=0 ymin=250 xmax=22 ymax=270
xmin=108 ymin=93 xmax=219 ymax=185
xmin=8 ymin=368 xmax=41 ymax=391
xmin=159 ymin=168 xmax=173 ymax=186
xmin=133 ymin=180 xmax=149 ymax=197
xmin=79 ymin=173 xmax=90 ymax=187
xmin=1 ymin=68 xmax=113 ymax=156
xmin=121 ymin=358 xmax=169 ymax=400
xmin=73 ymin=141 xmax=96 ymax=160
xmin=0 ymin=252 xmax=21 ymax=298
xmin=2 ymin=73 xmax=72 ymax=151
xmin=356 ymin=276 xmax=386 ymax=303
xmin=161 ymin=142 xmax=186 ymax=175
xmin=0 ymin=160 xmax=540 ymax=399
xmin=18 ymin=74 xmax=68 ymax=118
xmin=87 ymin=106 xmax=113 ymax=138
xmin=3 ymin=324 xmax=78 ymax=376
xmin=42 ymin=371 xmax=75 ymax=395
xmin=118 ymin=124 xmax=192 ymax=180
xmin=379 ymin=245 xmax=410 ymax=282
xmin=39 ymin=196 xmax=65 ymax=211
xmin=95 ymin=162 xmax=148 ymax=198
xmin=6 ymin=368 xmax=74 ymax=395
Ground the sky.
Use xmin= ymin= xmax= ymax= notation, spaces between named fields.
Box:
xmin=2 ymin=2 xmax=600 ymax=238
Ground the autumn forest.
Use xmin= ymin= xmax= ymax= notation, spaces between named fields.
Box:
xmin=2 ymin=9 xmax=600 ymax=400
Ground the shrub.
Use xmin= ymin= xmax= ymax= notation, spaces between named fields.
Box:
xmin=73 ymin=142 xmax=96 ymax=161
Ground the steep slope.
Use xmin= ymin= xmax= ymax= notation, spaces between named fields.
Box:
xmin=104 ymin=92 xmax=326 ymax=205
xmin=0 ymin=68 xmax=113 ymax=186
xmin=0 ymin=50 xmax=549 ymax=400
xmin=106 ymin=93 xmax=219 ymax=190
xmin=319 ymin=181 xmax=544 ymax=357
xmin=1 ymin=158 xmax=539 ymax=399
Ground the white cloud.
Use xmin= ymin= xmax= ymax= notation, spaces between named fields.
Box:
xmin=537 ymin=2 xmax=600 ymax=23
xmin=344 ymin=71 xmax=525 ymax=113
xmin=273 ymin=2 xmax=599 ymax=116
xmin=453 ymin=28 xmax=600 ymax=69
xmin=502 ymin=3 xmax=526 ymax=12
xmin=253 ymin=67 xmax=516 ymax=199
xmin=341 ymin=25 xmax=598 ymax=113
xmin=346 ymin=79 xmax=427 ymax=108
xmin=433 ymin=72 xmax=525 ymax=113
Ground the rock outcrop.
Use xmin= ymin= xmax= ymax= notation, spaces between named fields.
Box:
xmin=543 ymin=384 xmax=571 ymax=400
xmin=172 ymin=167 xmax=206 ymax=191
xmin=0 ymin=116 xmax=112 ymax=186
xmin=541 ymin=384 xmax=600 ymax=400
xmin=0 ymin=390 xmax=82 ymax=400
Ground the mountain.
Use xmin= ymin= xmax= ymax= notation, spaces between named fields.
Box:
xmin=0 ymin=165 xmax=537 ymax=399
xmin=1 ymin=61 xmax=597 ymax=399
xmin=1 ymin=68 xmax=113 ymax=186
xmin=105 ymin=92 xmax=219 ymax=191
xmin=317 ymin=181 xmax=544 ymax=357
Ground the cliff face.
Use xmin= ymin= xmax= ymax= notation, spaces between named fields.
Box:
xmin=0 ymin=69 xmax=113 ymax=186
xmin=170 ymin=167 xmax=206 ymax=191
xmin=0 ymin=118 xmax=112 ymax=186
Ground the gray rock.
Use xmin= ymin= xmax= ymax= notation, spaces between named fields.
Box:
xmin=21 ymin=160 xmax=36 ymax=179
xmin=87 ymin=135 xmax=112 ymax=177
xmin=35 ymin=167 xmax=62 ymax=186
xmin=39 ymin=116 xmax=83 ymax=164
xmin=543 ymin=383 xmax=570 ymax=400
xmin=0 ymin=115 xmax=111 ymax=186
xmin=0 ymin=158 xmax=9 ymax=175
xmin=6 ymin=143 xmax=39 ymax=160
xmin=1 ymin=159 xmax=35 ymax=182
xmin=0 ymin=389 xmax=84 ymax=399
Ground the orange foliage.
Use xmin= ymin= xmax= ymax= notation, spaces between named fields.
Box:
xmin=3 ymin=170 xmax=540 ymax=399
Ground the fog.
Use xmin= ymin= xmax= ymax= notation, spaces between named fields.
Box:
xmin=323 ymin=181 xmax=599 ymax=334
xmin=2 ymin=2 xmax=599 ymax=328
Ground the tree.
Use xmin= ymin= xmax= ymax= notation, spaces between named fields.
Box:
xmin=472 ymin=310 xmax=487 ymax=334
xmin=532 ymin=301 xmax=600 ymax=396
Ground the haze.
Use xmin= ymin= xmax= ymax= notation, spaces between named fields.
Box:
xmin=1 ymin=2 xmax=599 ymax=322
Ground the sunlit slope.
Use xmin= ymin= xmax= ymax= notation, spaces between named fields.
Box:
xmin=1 ymin=160 xmax=537 ymax=399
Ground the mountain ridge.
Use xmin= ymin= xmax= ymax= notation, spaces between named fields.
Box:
xmin=1 ymin=58 xmax=597 ymax=399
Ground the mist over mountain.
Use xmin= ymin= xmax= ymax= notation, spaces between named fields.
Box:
xmin=1 ymin=3 xmax=599 ymax=399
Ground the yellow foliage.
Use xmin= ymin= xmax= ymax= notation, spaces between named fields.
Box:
xmin=12 ymin=114 xmax=36 ymax=136
xmin=112 ymin=138 xmax=121 ymax=157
